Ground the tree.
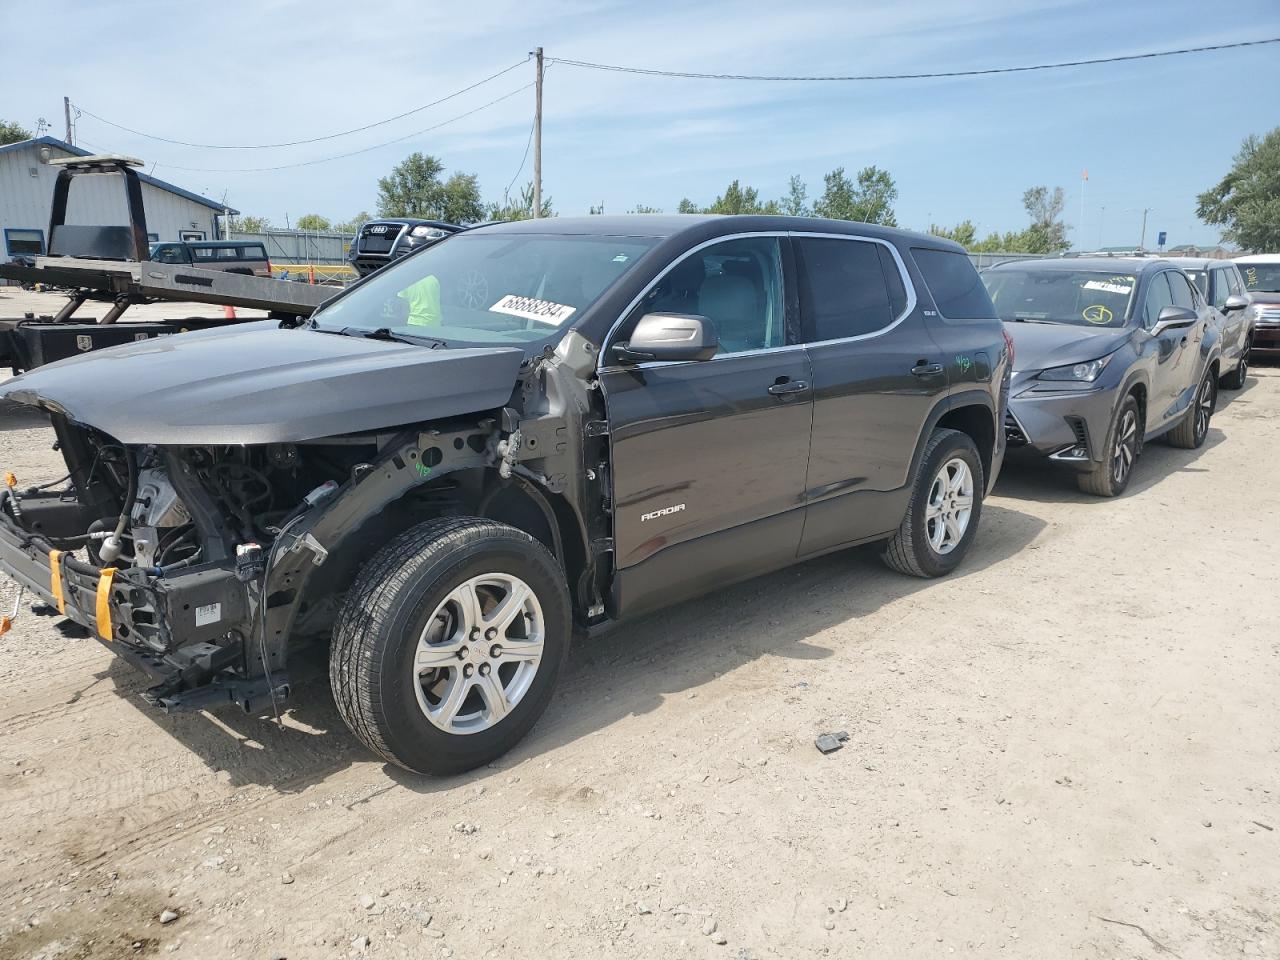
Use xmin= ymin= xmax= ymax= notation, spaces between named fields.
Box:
xmin=334 ymin=212 xmax=373 ymax=234
xmin=0 ymin=119 xmax=31 ymax=145
xmin=1196 ymin=128 xmax=1280 ymax=252
xmin=485 ymin=182 xmax=554 ymax=221
xmin=929 ymin=220 xmax=978 ymax=248
xmin=704 ymin=179 xmax=780 ymax=215
xmin=812 ymin=166 xmax=898 ymax=225
xmin=781 ymin=174 xmax=809 ymax=217
xmin=677 ymin=198 xmax=699 ymax=214
xmin=225 ymin=214 xmax=271 ymax=234
xmin=1019 ymin=185 xmax=1070 ymax=253
xmin=295 ymin=213 xmax=332 ymax=232
xmin=628 ymin=204 xmax=662 ymax=214
xmin=377 ymin=153 xmax=484 ymax=223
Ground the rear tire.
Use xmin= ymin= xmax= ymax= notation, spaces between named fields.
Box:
xmin=881 ymin=428 xmax=984 ymax=578
xmin=1220 ymin=348 xmax=1249 ymax=390
xmin=330 ymin=517 xmax=571 ymax=776
xmin=1077 ymin=395 xmax=1141 ymax=497
xmin=1167 ymin=370 xmax=1216 ymax=449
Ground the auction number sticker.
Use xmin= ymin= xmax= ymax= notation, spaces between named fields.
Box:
xmin=1082 ymin=280 xmax=1132 ymax=295
xmin=489 ymin=295 xmax=576 ymax=326
xmin=1082 ymin=304 xmax=1113 ymax=325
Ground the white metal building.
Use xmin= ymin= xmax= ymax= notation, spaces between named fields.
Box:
xmin=0 ymin=136 xmax=236 ymax=262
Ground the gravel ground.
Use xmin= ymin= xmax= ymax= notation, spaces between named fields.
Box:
xmin=0 ymin=359 xmax=1276 ymax=960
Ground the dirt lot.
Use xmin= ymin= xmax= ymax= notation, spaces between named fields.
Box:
xmin=0 ymin=359 xmax=1276 ymax=960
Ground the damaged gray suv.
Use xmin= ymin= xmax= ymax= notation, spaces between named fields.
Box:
xmin=0 ymin=216 xmax=1009 ymax=775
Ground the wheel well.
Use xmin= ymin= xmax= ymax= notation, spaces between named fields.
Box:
xmin=936 ymin=404 xmax=995 ymax=484
xmin=1128 ymin=381 xmax=1147 ymax=427
xmin=295 ymin=467 xmax=590 ymax=639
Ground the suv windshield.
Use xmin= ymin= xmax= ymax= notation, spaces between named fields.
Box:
xmin=983 ymin=269 xmax=1137 ymax=328
xmin=1238 ymin=262 xmax=1280 ymax=293
xmin=315 ymin=232 xmax=658 ymax=345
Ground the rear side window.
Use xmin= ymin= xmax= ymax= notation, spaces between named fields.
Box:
xmin=794 ymin=237 xmax=898 ymax=341
xmin=911 ymin=248 xmax=995 ymax=319
xmin=243 ymin=244 xmax=267 ymax=260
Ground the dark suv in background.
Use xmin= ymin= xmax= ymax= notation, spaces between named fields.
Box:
xmin=347 ymin=218 xmax=463 ymax=276
xmin=1164 ymin=257 xmax=1253 ymax=388
xmin=0 ymin=215 xmax=1009 ymax=776
xmin=985 ymin=258 xmax=1221 ymax=497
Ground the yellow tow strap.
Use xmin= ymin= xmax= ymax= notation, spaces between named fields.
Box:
xmin=49 ymin=549 xmax=67 ymax=615
xmin=95 ymin=568 xmax=117 ymax=642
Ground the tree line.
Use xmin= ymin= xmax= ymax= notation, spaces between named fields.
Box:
xmin=5 ymin=116 xmax=1275 ymax=252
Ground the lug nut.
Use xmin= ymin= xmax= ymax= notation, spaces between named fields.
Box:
xmin=479 ymin=663 xmax=491 ymax=676
xmin=485 ymin=627 xmax=497 ymax=640
xmin=463 ymin=664 xmax=474 ymax=678
xmin=489 ymin=644 xmax=503 ymax=659
xmin=470 ymin=627 xmax=481 ymax=640
xmin=457 ymin=646 xmax=469 ymax=660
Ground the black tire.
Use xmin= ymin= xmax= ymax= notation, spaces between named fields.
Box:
xmin=330 ymin=517 xmax=571 ymax=776
xmin=881 ymin=428 xmax=984 ymax=578
xmin=1220 ymin=346 xmax=1249 ymax=390
xmin=1076 ymin=394 xmax=1142 ymax=497
xmin=1167 ymin=370 xmax=1216 ymax=449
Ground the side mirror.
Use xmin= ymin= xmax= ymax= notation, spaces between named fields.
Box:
xmin=1151 ymin=305 xmax=1198 ymax=337
xmin=612 ymin=313 xmax=719 ymax=364
xmin=1223 ymin=294 xmax=1249 ymax=313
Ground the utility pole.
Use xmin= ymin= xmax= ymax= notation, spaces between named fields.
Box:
xmin=1139 ymin=208 xmax=1150 ymax=250
xmin=63 ymin=96 xmax=73 ymax=145
xmin=533 ymin=47 xmax=543 ymax=219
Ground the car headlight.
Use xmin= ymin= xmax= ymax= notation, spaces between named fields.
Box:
xmin=410 ymin=226 xmax=446 ymax=239
xmin=1037 ymin=355 xmax=1112 ymax=382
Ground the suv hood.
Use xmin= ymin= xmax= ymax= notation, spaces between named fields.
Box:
xmin=0 ymin=322 xmax=525 ymax=444
xmin=1004 ymin=320 xmax=1132 ymax=374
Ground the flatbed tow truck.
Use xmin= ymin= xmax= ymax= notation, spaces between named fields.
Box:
xmin=0 ymin=155 xmax=334 ymax=372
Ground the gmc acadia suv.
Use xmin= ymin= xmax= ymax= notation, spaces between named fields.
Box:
xmin=0 ymin=215 xmax=1010 ymax=775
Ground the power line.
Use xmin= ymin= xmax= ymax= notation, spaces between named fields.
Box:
xmin=505 ymin=117 xmax=536 ymax=198
xmin=140 ymin=84 xmax=534 ymax=174
xmin=547 ymin=37 xmax=1280 ymax=82
xmin=73 ymin=57 xmax=529 ymax=149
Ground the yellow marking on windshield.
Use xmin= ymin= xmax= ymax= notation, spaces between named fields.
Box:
xmin=1082 ymin=304 xmax=1113 ymax=325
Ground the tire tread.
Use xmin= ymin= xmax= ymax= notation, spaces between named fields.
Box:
xmin=329 ymin=517 xmax=564 ymax=772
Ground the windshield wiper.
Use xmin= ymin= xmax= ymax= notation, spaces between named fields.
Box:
xmin=319 ymin=326 xmax=447 ymax=347
xmin=1007 ymin=317 xmax=1057 ymax=324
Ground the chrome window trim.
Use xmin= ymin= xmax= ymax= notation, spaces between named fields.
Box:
xmin=596 ymin=229 xmax=919 ymax=372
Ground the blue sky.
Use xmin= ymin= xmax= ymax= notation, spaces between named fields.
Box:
xmin=3 ymin=0 xmax=1278 ymax=247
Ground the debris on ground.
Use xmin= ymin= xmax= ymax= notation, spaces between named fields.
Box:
xmin=814 ymin=731 xmax=850 ymax=754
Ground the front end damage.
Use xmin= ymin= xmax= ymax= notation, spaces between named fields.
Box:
xmin=0 ymin=332 xmax=611 ymax=715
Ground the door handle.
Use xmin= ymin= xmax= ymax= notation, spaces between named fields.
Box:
xmin=768 ymin=379 xmax=809 ymax=396
xmin=911 ymin=362 xmax=944 ymax=377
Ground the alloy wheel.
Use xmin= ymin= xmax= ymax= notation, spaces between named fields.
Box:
xmin=925 ymin=457 xmax=974 ymax=555
xmin=413 ymin=573 xmax=544 ymax=735
xmin=1195 ymin=375 xmax=1214 ymax=443
xmin=1111 ymin=408 xmax=1138 ymax=485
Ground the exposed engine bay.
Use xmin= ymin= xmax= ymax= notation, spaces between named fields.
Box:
xmin=0 ymin=331 xmax=607 ymax=714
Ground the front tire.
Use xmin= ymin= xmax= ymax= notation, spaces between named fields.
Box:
xmin=881 ymin=428 xmax=984 ymax=578
xmin=1167 ymin=370 xmax=1216 ymax=449
xmin=1220 ymin=347 xmax=1249 ymax=390
xmin=330 ymin=517 xmax=571 ymax=776
xmin=1077 ymin=395 xmax=1141 ymax=497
